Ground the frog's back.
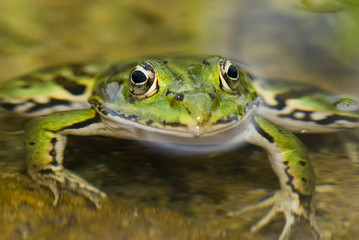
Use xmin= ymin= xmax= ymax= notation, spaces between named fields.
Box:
xmin=0 ymin=63 xmax=108 ymax=116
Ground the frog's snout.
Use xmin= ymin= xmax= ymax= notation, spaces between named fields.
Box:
xmin=181 ymin=93 xmax=215 ymax=136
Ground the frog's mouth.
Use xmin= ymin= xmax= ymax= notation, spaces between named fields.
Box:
xmin=100 ymin=105 xmax=257 ymax=145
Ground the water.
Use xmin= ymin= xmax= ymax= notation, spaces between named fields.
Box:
xmin=0 ymin=0 xmax=358 ymax=239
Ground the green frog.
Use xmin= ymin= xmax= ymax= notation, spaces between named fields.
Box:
xmin=0 ymin=55 xmax=358 ymax=240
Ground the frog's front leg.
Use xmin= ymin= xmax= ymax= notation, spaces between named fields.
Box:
xmin=243 ymin=115 xmax=322 ymax=240
xmin=25 ymin=108 xmax=111 ymax=208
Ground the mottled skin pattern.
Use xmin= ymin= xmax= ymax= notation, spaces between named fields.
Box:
xmin=253 ymin=78 xmax=359 ymax=133
xmin=0 ymin=55 xmax=358 ymax=240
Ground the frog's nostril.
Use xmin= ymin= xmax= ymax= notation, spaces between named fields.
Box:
xmin=208 ymin=93 xmax=216 ymax=99
xmin=174 ymin=94 xmax=184 ymax=101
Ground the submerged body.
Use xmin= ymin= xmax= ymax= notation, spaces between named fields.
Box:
xmin=0 ymin=56 xmax=358 ymax=240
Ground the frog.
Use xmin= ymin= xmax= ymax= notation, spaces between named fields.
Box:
xmin=0 ymin=55 xmax=358 ymax=240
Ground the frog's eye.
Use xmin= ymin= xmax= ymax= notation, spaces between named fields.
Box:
xmin=333 ymin=97 xmax=358 ymax=112
xmin=219 ymin=59 xmax=241 ymax=93
xmin=129 ymin=63 xmax=158 ymax=97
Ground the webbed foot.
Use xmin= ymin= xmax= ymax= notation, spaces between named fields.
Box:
xmin=237 ymin=191 xmax=322 ymax=240
xmin=29 ymin=167 xmax=106 ymax=209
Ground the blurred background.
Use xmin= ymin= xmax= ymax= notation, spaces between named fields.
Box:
xmin=0 ymin=0 xmax=358 ymax=93
xmin=0 ymin=0 xmax=358 ymax=239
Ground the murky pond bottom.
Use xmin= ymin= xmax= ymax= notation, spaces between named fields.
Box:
xmin=1 ymin=115 xmax=358 ymax=240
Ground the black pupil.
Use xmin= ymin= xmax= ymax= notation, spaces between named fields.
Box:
xmin=132 ymin=70 xmax=147 ymax=84
xmin=227 ymin=65 xmax=238 ymax=79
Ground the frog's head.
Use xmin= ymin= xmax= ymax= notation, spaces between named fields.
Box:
xmin=90 ymin=56 xmax=258 ymax=139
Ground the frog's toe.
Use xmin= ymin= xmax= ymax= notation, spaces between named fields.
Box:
xmin=47 ymin=180 xmax=63 ymax=207
xmin=238 ymin=190 xmax=322 ymax=240
xmin=60 ymin=169 xmax=107 ymax=208
xmin=29 ymin=167 xmax=107 ymax=209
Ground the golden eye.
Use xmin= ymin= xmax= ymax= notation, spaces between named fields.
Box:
xmin=219 ymin=59 xmax=240 ymax=93
xmin=129 ymin=63 xmax=158 ymax=97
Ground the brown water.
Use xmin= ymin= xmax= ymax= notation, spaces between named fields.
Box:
xmin=0 ymin=0 xmax=358 ymax=239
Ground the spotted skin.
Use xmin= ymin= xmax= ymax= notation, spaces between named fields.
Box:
xmin=1 ymin=55 xmax=357 ymax=240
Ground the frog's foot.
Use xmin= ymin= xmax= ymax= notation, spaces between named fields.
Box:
xmin=238 ymin=190 xmax=322 ymax=240
xmin=29 ymin=167 xmax=107 ymax=209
